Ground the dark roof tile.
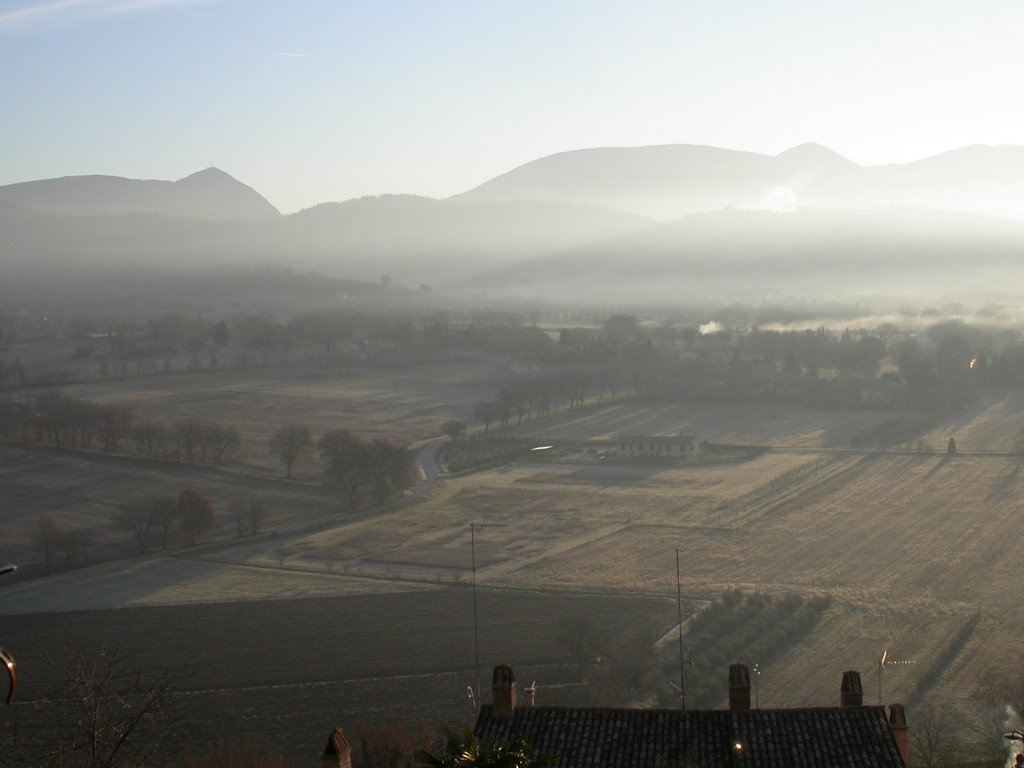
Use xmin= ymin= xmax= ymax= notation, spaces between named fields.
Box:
xmin=475 ymin=705 xmax=904 ymax=768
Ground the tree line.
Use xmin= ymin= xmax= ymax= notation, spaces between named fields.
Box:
xmin=268 ymin=425 xmax=415 ymax=507
xmin=0 ymin=391 xmax=242 ymax=464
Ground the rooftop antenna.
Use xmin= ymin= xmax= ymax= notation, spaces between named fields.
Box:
xmin=878 ymin=649 xmax=915 ymax=705
xmin=471 ymin=522 xmax=507 ymax=707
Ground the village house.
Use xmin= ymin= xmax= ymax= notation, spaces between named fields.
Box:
xmin=471 ymin=664 xmax=908 ymax=768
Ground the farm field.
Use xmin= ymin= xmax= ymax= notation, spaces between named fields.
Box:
xmin=918 ymin=388 xmax=1024 ymax=452
xmin=7 ymin=374 xmax=1024 ymax=757
xmin=0 ymin=442 xmax=350 ymax=567
xmin=1 ymin=590 xmax=675 ymax=765
xmin=220 ymin=447 xmax=1024 ymax=714
xmin=56 ymin=358 xmax=496 ymax=475
xmin=505 ymin=396 xmax=904 ymax=448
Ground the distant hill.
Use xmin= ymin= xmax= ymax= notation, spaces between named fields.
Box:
xmin=460 ymin=207 xmax=1024 ymax=302
xmin=0 ymin=168 xmax=280 ymax=222
xmin=459 ymin=143 xmax=1024 ymax=221
xmin=7 ymin=146 xmax=1024 ymax=307
xmin=283 ymin=194 xmax=649 ymax=265
xmin=0 ymin=193 xmax=650 ymax=288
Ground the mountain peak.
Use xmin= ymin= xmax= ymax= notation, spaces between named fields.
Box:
xmin=775 ymin=143 xmax=854 ymax=166
xmin=177 ymin=167 xmax=237 ymax=184
xmin=0 ymin=169 xmax=280 ymax=221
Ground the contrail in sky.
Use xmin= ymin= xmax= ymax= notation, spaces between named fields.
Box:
xmin=0 ymin=0 xmax=209 ymax=28
xmin=273 ymin=52 xmax=316 ymax=58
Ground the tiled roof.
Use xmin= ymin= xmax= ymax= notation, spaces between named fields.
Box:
xmin=475 ymin=705 xmax=905 ymax=768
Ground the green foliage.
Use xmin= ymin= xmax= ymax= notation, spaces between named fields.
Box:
xmin=415 ymin=728 xmax=551 ymax=768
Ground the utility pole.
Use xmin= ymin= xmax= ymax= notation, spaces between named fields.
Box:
xmin=471 ymin=523 xmax=506 ymax=706
xmin=676 ymin=548 xmax=685 ymax=710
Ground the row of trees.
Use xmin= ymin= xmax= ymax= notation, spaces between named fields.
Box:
xmin=15 ymin=304 xmax=1024 ymax=421
xmin=33 ymin=487 xmax=221 ymax=575
xmin=110 ymin=487 xmax=220 ymax=554
xmin=133 ymin=418 xmax=241 ymax=464
xmin=30 ymin=517 xmax=93 ymax=573
xmin=0 ymin=392 xmax=242 ymax=465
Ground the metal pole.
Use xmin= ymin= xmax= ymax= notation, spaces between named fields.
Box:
xmin=878 ymin=650 xmax=886 ymax=706
xmin=676 ymin=548 xmax=685 ymax=710
xmin=472 ymin=523 xmax=480 ymax=704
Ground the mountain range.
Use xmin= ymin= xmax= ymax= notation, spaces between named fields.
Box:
xmin=3 ymin=143 xmax=1024 ymax=304
xmin=460 ymin=143 xmax=1024 ymax=221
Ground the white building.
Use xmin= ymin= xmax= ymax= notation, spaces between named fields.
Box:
xmin=614 ymin=434 xmax=704 ymax=459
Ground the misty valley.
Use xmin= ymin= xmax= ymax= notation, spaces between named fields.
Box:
xmin=4 ymin=145 xmax=1024 ymax=768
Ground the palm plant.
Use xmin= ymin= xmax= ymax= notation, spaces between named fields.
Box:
xmin=414 ymin=728 xmax=551 ymax=768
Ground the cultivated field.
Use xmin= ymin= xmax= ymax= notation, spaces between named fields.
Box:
xmin=2 ymin=590 xmax=675 ymax=764
xmin=8 ymin=367 xmax=1024 ymax=757
xmin=58 ymin=359 xmax=496 ymax=475
xmin=918 ymin=388 xmax=1024 ymax=452
xmin=0 ymin=358 xmax=495 ymax=566
xmin=0 ymin=442 xmax=348 ymax=567
xmin=505 ymin=396 xmax=903 ymax=448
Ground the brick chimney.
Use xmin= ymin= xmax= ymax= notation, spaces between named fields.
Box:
xmin=888 ymin=703 xmax=909 ymax=766
xmin=492 ymin=664 xmax=517 ymax=717
xmin=322 ymin=728 xmax=352 ymax=768
xmin=729 ymin=664 xmax=751 ymax=711
xmin=840 ymin=670 xmax=863 ymax=707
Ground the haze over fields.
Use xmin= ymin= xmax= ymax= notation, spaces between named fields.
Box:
xmin=5 ymin=144 xmax=1024 ymax=303
xmin=9 ymin=1 xmax=1024 ymax=766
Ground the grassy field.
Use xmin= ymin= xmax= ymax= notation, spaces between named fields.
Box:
xmin=0 ymin=442 xmax=350 ymax=568
xmin=8 ymin=361 xmax=1024 ymax=758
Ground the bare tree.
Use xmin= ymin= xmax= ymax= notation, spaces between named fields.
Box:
xmin=204 ymin=423 xmax=241 ymax=465
xmin=30 ymin=651 xmax=176 ymax=768
xmin=910 ymin=694 xmax=963 ymax=768
xmin=175 ymin=419 xmax=202 ymax=463
xmin=32 ymin=516 xmax=63 ymax=573
xmin=248 ymin=497 xmax=265 ymax=535
xmin=440 ymin=420 xmax=467 ymax=441
xmin=178 ymin=488 xmax=215 ymax=546
xmin=112 ymin=500 xmax=154 ymax=554
xmin=319 ymin=429 xmax=370 ymax=509
xmin=365 ymin=438 xmax=414 ymax=504
xmin=148 ymin=496 xmax=178 ymax=550
xmin=267 ymin=424 xmax=313 ymax=479
xmin=62 ymin=529 xmax=92 ymax=564
xmin=132 ymin=421 xmax=167 ymax=458
xmin=98 ymin=405 xmax=132 ymax=453
xmin=229 ymin=496 xmax=265 ymax=538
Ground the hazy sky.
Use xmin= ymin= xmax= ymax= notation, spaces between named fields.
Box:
xmin=4 ymin=0 xmax=1024 ymax=213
